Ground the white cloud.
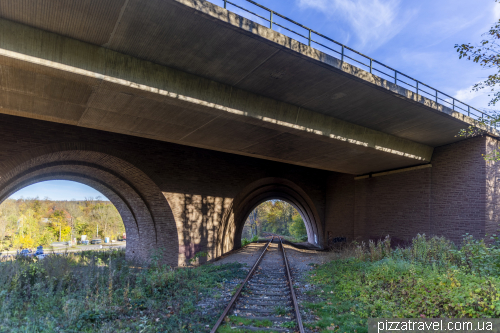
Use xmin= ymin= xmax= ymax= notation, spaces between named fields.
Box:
xmin=297 ymin=0 xmax=414 ymax=51
xmin=455 ymin=86 xmax=481 ymax=103
xmin=454 ymin=84 xmax=495 ymax=111
xmin=494 ymin=1 xmax=500 ymax=21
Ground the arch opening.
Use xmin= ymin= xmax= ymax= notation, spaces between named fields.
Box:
xmin=0 ymin=180 xmax=127 ymax=252
xmin=0 ymin=147 xmax=179 ymax=265
xmin=241 ymin=199 xmax=310 ymax=244
xmin=218 ymin=177 xmax=323 ymax=254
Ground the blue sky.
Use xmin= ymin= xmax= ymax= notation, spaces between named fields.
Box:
xmin=9 ymin=180 xmax=108 ymax=201
xmin=212 ymin=0 xmax=499 ymax=111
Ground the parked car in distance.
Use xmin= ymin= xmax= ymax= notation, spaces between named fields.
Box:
xmin=90 ymin=239 xmax=102 ymax=245
xmin=35 ymin=246 xmax=44 ymax=256
xmin=19 ymin=249 xmax=32 ymax=257
xmin=36 ymin=254 xmax=47 ymax=260
xmin=81 ymin=240 xmax=89 ymax=245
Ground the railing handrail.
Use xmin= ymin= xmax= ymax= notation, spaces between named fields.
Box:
xmin=221 ymin=0 xmax=495 ymax=127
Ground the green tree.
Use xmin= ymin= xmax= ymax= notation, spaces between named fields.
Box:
xmin=289 ymin=213 xmax=307 ymax=241
xmin=455 ymin=0 xmax=500 ymax=159
xmin=48 ymin=210 xmax=71 ymax=242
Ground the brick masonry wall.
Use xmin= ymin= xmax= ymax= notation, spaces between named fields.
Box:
xmin=431 ymin=136 xmax=487 ymax=242
xmin=486 ymin=136 xmax=500 ymax=238
xmin=323 ymin=136 xmax=492 ymax=244
xmin=0 ymin=114 xmax=329 ymax=265
xmin=1 ymin=112 xmax=497 ymax=262
xmin=354 ymin=167 xmax=432 ymax=242
xmin=324 ymin=173 xmax=355 ymax=241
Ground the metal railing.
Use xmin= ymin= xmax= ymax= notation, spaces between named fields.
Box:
xmin=217 ymin=0 xmax=496 ymax=128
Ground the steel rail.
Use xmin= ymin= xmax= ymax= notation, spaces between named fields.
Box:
xmin=219 ymin=0 xmax=496 ymax=127
xmin=278 ymin=237 xmax=305 ymax=333
xmin=209 ymin=236 xmax=274 ymax=333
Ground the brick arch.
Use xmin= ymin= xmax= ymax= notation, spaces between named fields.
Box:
xmin=0 ymin=148 xmax=179 ymax=265
xmin=217 ymin=178 xmax=323 ymax=254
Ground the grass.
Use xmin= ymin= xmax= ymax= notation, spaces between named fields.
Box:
xmin=0 ymin=249 xmax=247 ymax=332
xmin=303 ymin=234 xmax=500 ymax=333
xmin=217 ymin=316 xmax=275 ymax=333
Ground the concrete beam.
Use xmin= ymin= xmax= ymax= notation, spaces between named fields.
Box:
xmin=0 ymin=18 xmax=432 ymax=174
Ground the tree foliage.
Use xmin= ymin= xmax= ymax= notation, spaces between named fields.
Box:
xmin=241 ymin=200 xmax=307 ymax=241
xmin=455 ymin=1 xmax=500 ymax=107
xmin=455 ymin=0 xmax=500 ymax=159
xmin=0 ymin=197 xmax=124 ymax=250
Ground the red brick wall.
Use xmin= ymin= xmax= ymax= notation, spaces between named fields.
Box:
xmin=354 ymin=167 xmax=432 ymax=242
xmin=324 ymin=173 xmax=355 ymax=241
xmin=324 ymin=136 xmax=491 ymax=244
xmin=1 ymin=112 xmax=498 ymax=262
xmin=431 ymin=136 xmax=487 ymax=242
xmin=486 ymin=136 xmax=500 ymax=238
xmin=0 ymin=113 xmax=328 ymax=264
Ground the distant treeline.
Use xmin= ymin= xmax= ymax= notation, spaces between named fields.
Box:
xmin=242 ymin=200 xmax=307 ymax=241
xmin=0 ymin=197 xmax=124 ymax=250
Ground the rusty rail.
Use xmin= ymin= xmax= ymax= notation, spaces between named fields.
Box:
xmin=279 ymin=237 xmax=305 ymax=333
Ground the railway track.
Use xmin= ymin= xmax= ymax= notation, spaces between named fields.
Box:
xmin=210 ymin=236 xmax=304 ymax=333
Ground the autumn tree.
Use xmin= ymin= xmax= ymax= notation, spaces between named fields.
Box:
xmin=456 ymin=0 xmax=500 ymax=159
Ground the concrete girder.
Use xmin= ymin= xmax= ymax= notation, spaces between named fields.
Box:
xmin=0 ymin=18 xmax=432 ymax=175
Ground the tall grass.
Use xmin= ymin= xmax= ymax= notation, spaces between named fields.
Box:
xmin=0 ymin=250 xmax=245 ymax=332
xmin=305 ymin=234 xmax=500 ymax=332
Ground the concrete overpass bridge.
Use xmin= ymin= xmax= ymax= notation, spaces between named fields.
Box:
xmin=0 ymin=0 xmax=497 ymax=265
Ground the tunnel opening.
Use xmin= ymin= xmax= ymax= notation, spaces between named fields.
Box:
xmin=0 ymin=180 xmax=126 ymax=252
xmin=241 ymin=199 xmax=309 ymax=244
xmin=225 ymin=177 xmax=324 ymax=253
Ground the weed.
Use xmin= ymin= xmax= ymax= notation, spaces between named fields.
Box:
xmin=306 ymin=233 xmax=500 ymax=333
xmin=281 ymin=321 xmax=297 ymax=328
xmin=274 ymin=306 xmax=288 ymax=316
xmin=0 ymin=249 xmax=246 ymax=332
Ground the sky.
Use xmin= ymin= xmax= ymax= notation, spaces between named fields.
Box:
xmin=8 ymin=180 xmax=109 ymax=201
xmin=7 ymin=0 xmax=499 ymax=200
xmin=212 ymin=0 xmax=500 ymax=111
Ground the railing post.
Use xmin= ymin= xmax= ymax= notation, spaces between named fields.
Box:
xmin=224 ymin=0 xmax=226 ymax=8
xmin=369 ymin=59 xmax=372 ymax=74
xmin=394 ymin=71 xmax=397 ymax=84
xmin=270 ymin=11 xmax=273 ymax=29
xmin=468 ymin=106 xmax=470 ymax=117
xmin=308 ymin=29 xmax=311 ymax=46
xmin=452 ymin=98 xmax=455 ymax=110
xmin=341 ymin=45 xmax=344 ymax=64
xmin=435 ymin=90 xmax=438 ymax=103
xmin=416 ymin=81 xmax=419 ymax=96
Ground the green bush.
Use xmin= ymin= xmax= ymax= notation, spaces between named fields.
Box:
xmin=242 ymin=235 xmax=259 ymax=247
xmin=288 ymin=214 xmax=307 ymax=240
